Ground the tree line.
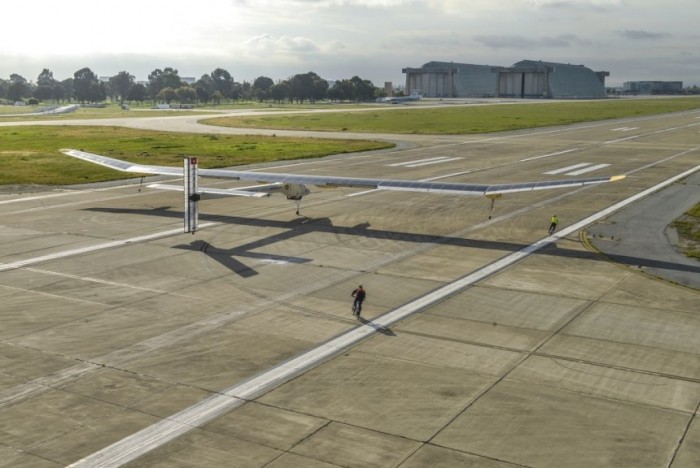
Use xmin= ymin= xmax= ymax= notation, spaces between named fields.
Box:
xmin=0 ymin=66 xmax=386 ymax=106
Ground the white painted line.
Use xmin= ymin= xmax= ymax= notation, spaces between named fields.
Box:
xmin=0 ymin=191 xmax=78 ymax=205
xmin=566 ymin=163 xmax=611 ymax=176
xmin=0 ymin=223 xmax=217 ymax=272
xmin=603 ymin=125 xmax=682 ymax=145
xmin=0 ymin=183 xmax=146 ymax=206
xmin=68 ymin=161 xmax=700 ymax=468
xmin=346 ymin=188 xmax=381 ymax=197
xmin=611 ymin=127 xmax=638 ymax=132
xmin=603 ymin=134 xmax=645 ymax=144
xmin=404 ymin=157 xmax=462 ymax=168
xmin=520 ymin=148 xmax=578 ymax=162
xmin=388 ymin=156 xmax=453 ymax=167
xmin=544 ymin=163 xmax=592 ymax=175
xmin=24 ymin=267 xmax=198 ymax=296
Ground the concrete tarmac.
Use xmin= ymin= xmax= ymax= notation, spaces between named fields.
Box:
xmin=0 ymin=107 xmax=699 ymax=467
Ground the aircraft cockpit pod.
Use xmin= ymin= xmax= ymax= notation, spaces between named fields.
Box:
xmin=282 ymin=183 xmax=310 ymax=201
xmin=281 ymin=183 xmax=310 ymax=216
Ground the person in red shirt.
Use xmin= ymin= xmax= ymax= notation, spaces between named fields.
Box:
xmin=351 ymin=285 xmax=366 ymax=319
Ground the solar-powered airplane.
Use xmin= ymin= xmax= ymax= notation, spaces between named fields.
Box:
xmin=61 ymin=149 xmax=625 ymax=233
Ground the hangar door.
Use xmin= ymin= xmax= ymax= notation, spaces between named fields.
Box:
xmin=408 ymin=72 xmax=452 ymax=97
xmin=498 ymin=71 xmax=547 ymax=98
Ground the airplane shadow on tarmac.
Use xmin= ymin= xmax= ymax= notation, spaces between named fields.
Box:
xmin=85 ymin=207 xmax=700 ymax=279
xmin=173 ymin=239 xmax=312 ymax=278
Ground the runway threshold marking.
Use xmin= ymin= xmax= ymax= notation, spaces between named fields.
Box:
xmin=68 ymin=161 xmax=700 ymax=468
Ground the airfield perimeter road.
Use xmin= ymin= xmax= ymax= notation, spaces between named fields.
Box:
xmin=0 ymin=106 xmax=699 ymax=467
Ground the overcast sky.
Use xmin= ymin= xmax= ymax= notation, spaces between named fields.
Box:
xmin=2 ymin=0 xmax=698 ymax=88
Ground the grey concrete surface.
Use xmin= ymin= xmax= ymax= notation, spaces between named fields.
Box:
xmin=0 ymin=108 xmax=699 ymax=467
xmin=588 ymin=171 xmax=700 ymax=289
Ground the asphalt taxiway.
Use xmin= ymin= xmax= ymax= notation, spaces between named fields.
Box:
xmin=588 ymin=171 xmax=700 ymax=289
xmin=0 ymin=107 xmax=699 ymax=467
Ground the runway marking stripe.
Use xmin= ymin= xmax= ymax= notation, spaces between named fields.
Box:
xmin=520 ymin=148 xmax=578 ymax=162
xmin=404 ymin=157 xmax=462 ymax=168
xmin=611 ymin=127 xmax=639 ymax=132
xmin=565 ymin=163 xmax=611 ymax=176
xmin=388 ymin=156 xmax=458 ymax=167
xmin=69 ymin=161 xmax=700 ymax=468
xmin=604 ymin=134 xmax=644 ymax=144
xmin=24 ymin=267 xmax=197 ymax=296
xmin=0 ymin=183 xmax=155 ymax=207
xmin=346 ymin=189 xmax=380 ymax=197
xmin=544 ymin=163 xmax=592 ymax=175
xmin=0 ymin=191 xmax=77 ymax=205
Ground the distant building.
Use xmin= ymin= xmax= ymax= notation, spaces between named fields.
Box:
xmin=384 ymin=82 xmax=393 ymax=96
xmin=181 ymin=77 xmax=196 ymax=85
xmin=622 ymin=81 xmax=683 ymax=95
xmin=403 ymin=60 xmax=609 ymax=99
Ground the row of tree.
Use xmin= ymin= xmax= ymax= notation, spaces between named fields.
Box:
xmin=0 ymin=67 xmax=386 ymax=106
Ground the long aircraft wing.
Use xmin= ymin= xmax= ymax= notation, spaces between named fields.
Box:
xmin=61 ymin=148 xmax=625 ymax=197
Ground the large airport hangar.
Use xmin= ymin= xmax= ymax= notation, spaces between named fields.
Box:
xmin=402 ymin=60 xmax=609 ymax=99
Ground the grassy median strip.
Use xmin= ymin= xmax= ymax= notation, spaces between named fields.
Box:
xmin=203 ymin=97 xmax=700 ymax=134
xmin=672 ymin=202 xmax=700 ymax=259
xmin=0 ymin=126 xmax=392 ymax=185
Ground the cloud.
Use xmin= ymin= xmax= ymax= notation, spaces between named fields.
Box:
xmin=617 ymin=29 xmax=672 ymax=40
xmin=527 ymin=0 xmax=624 ymax=9
xmin=241 ymin=34 xmax=320 ymax=54
xmin=473 ymin=34 xmax=589 ymax=49
xmin=231 ymin=0 xmax=418 ymax=8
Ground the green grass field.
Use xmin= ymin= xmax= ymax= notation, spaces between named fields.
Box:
xmin=0 ymin=126 xmax=392 ymax=185
xmin=202 ymin=97 xmax=700 ymax=134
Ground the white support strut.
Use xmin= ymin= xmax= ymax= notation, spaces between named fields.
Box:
xmin=183 ymin=157 xmax=199 ymax=233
